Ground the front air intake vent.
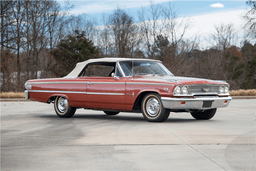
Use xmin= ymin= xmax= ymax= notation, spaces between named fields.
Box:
xmin=188 ymin=84 xmax=220 ymax=94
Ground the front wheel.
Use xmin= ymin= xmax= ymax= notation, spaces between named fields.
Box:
xmin=54 ymin=96 xmax=76 ymax=118
xmin=141 ymin=93 xmax=170 ymax=122
xmin=190 ymin=108 xmax=217 ymax=120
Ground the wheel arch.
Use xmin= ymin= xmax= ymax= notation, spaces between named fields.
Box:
xmin=132 ymin=90 xmax=160 ymax=111
xmin=47 ymin=94 xmax=69 ymax=104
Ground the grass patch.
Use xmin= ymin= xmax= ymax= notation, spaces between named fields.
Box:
xmin=0 ymin=89 xmax=256 ymax=98
xmin=0 ymin=92 xmax=25 ymax=98
xmin=229 ymin=89 xmax=256 ymax=96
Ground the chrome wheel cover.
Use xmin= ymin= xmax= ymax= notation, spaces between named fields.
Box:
xmin=146 ymin=97 xmax=160 ymax=117
xmin=57 ymin=97 xmax=68 ymax=113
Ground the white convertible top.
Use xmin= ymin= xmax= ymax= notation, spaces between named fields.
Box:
xmin=65 ymin=57 xmax=161 ymax=78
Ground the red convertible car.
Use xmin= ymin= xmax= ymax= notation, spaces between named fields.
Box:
xmin=24 ymin=58 xmax=231 ymax=122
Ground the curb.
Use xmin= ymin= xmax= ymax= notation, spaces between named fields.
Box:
xmin=1 ymin=96 xmax=256 ymax=102
xmin=0 ymin=98 xmax=31 ymax=102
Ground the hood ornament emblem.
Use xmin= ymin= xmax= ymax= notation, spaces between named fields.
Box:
xmin=202 ymin=88 xmax=209 ymax=92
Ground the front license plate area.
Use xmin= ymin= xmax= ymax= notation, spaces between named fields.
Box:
xmin=202 ymin=101 xmax=213 ymax=108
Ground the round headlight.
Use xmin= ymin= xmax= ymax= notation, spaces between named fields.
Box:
xmin=181 ymin=86 xmax=188 ymax=94
xmin=224 ymin=86 xmax=229 ymax=93
xmin=219 ymin=86 xmax=225 ymax=94
xmin=173 ymin=86 xmax=181 ymax=95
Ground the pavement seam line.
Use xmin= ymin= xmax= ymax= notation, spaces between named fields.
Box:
xmin=2 ymin=144 xmax=255 ymax=148
xmin=160 ymin=125 xmax=228 ymax=171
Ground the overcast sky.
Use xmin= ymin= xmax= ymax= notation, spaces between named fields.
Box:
xmin=57 ymin=0 xmax=250 ymax=48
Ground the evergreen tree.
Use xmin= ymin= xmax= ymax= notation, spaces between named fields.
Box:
xmin=225 ymin=43 xmax=256 ymax=89
xmin=51 ymin=30 xmax=99 ymax=77
xmin=241 ymin=42 xmax=256 ymax=89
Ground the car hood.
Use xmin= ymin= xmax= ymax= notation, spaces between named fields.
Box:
xmin=133 ymin=75 xmax=227 ymax=85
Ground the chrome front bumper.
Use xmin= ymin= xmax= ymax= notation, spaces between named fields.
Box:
xmin=161 ymin=96 xmax=232 ymax=110
xmin=24 ymin=90 xmax=29 ymax=100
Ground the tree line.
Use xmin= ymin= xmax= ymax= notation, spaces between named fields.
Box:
xmin=1 ymin=0 xmax=255 ymax=91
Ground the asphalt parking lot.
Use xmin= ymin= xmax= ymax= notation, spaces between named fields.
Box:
xmin=1 ymin=99 xmax=255 ymax=171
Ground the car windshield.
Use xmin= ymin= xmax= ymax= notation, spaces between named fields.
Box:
xmin=119 ymin=60 xmax=173 ymax=77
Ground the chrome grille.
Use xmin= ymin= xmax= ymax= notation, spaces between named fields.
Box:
xmin=188 ymin=84 xmax=220 ymax=94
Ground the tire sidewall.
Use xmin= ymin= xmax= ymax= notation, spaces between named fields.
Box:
xmin=54 ymin=96 xmax=75 ymax=118
xmin=54 ymin=96 xmax=68 ymax=115
xmin=141 ymin=93 xmax=169 ymax=122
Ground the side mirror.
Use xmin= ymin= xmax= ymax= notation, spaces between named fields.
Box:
xmin=111 ymin=73 xmax=119 ymax=80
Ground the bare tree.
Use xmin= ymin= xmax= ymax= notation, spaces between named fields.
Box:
xmin=9 ymin=0 xmax=26 ymax=90
xmin=98 ymin=13 xmax=112 ymax=56
xmin=0 ymin=0 xmax=15 ymax=49
xmin=1 ymin=0 xmax=15 ymax=91
xmin=108 ymin=8 xmax=140 ymax=57
xmin=211 ymin=23 xmax=237 ymax=51
xmin=138 ymin=1 xmax=190 ymax=61
xmin=23 ymin=1 xmax=33 ymax=80
xmin=244 ymin=0 xmax=256 ymax=40
xmin=162 ymin=2 xmax=190 ymax=52
xmin=27 ymin=0 xmax=60 ymax=79
xmin=138 ymin=2 xmax=163 ymax=58
xmin=0 ymin=0 xmax=96 ymax=91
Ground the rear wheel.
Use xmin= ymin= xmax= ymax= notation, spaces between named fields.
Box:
xmin=103 ymin=111 xmax=119 ymax=115
xmin=190 ymin=108 xmax=217 ymax=120
xmin=141 ymin=93 xmax=170 ymax=122
xmin=54 ymin=96 xmax=76 ymax=118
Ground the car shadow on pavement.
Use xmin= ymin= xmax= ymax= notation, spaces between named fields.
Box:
xmin=38 ymin=113 xmax=145 ymax=121
xmin=165 ymin=118 xmax=199 ymax=123
xmin=37 ymin=113 xmax=202 ymax=123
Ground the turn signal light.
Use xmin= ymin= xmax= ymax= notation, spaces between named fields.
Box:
xmin=181 ymin=101 xmax=186 ymax=105
xmin=224 ymin=100 xmax=227 ymax=103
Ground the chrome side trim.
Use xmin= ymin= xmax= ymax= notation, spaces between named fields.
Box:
xmin=126 ymin=82 xmax=174 ymax=86
xmin=28 ymin=81 xmax=173 ymax=86
xmin=28 ymin=90 xmax=87 ymax=94
xmin=27 ymin=82 xmax=88 ymax=84
xmin=87 ymin=92 xmax=124 ymax=95
xmin=28 ymin=90 xmax=124 ymax=95
xmin=90 ymin=82 xmax=125 ymax=85
xmin=27 ymin=81 xmax=125 ymax=85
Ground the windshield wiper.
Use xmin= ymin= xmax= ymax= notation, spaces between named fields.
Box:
xmin=155 ymin=74 xmax=173 ymax=77
xmin=133 ymin=73 xmax=173 ymax=77
xmin=154 ymin=74 xmax=166 ymax=76
xmin=133 ymin=73 xmax=150 ymax=76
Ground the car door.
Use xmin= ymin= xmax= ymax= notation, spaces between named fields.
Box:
xmin=69 ymin=77 xmax=89 ymax=108
xmin=82 ymin=62 xmax=126 ymax=110
xmin=86 ymin=77 xmax=126 ymax=110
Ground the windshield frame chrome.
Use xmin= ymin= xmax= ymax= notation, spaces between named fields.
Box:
xmin=117 ymin=60 xmax=174 ymax=77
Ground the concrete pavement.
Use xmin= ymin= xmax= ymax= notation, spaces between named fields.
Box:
xmin=1 ymin=99 xmax=255 ymax=170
